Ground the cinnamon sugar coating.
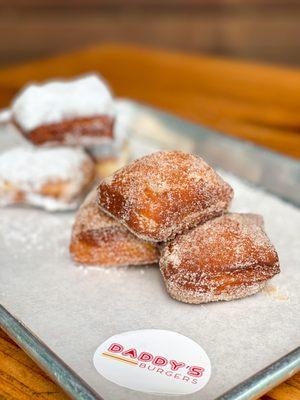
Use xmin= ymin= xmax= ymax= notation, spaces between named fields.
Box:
xmin=15 ymin=115 xmax=114 ymax=146
xmin=70 ymin=189 xmax=159 ymax=267
xmin=98 ymin=151 xmax=233 ymax=242
xmin=159 ymin=213 xmax=280 ymax=304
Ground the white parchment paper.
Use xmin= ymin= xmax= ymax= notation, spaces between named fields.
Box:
xmin=0 ymin=122 xmax=299 ymax=400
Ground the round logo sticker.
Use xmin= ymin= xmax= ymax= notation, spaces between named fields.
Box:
xmin=93 ymin=329 xmax=211 ymax=395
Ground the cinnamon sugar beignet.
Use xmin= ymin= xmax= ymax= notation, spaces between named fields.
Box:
xmin=98 ymin=151 xmax=233 ymax=242
xmin=70 ymin=189 xmax=159 ymax=267
xmin=0 ymin=147 xmax=95 ymax=211
xmin=159 ymin=213 xmax=280 ymax=304
xmin=11 ymin=74 xmax=115 ymax=146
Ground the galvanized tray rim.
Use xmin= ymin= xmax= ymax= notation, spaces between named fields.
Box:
xmin=1 ymin=100 xmax=299 ymax=400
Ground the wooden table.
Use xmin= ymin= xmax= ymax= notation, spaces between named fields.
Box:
xmin=0 ymin=45 xmax=299 ymax=399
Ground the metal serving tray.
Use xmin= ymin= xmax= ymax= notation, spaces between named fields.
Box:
xmin=0 ymin=100 xmax=300 ymax=400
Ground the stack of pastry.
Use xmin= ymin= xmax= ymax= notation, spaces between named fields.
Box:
xmin=70 ymin=188 xmax=159 ymax=267
xmin=0 ymin=74 xmax=129 ymax=211
xmin=0 ymin=147 xmax=95 ymax=211
xmin=70 ymin=150 xmax=280 ymax=304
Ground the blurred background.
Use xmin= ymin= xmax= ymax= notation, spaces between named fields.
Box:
xmin=1 ymin=0 xmax=300 ymax=68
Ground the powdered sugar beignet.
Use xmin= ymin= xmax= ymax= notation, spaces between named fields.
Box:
xmin=11 ymin=74 xmax=115 ymax=146
xmin=70 ymin=189 xmax=159 ymax=267
xmin=98 ymin=150 xmax=233 ymax=242
xmin=0 ymin=147 xmax=95 ymax=211
xmin=159 ymin=213 xmax=280 ymax=304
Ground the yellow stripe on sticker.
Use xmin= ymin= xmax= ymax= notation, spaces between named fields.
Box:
xmin=101 ymin=352 xmax=138 ymax=366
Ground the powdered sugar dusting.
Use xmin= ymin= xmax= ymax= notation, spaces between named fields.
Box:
xmin=263 ymin=284 xmax=290 ymax=302
xmin=0 ymin=146 xmax=90 ymax=189
xmin=0 ymin=146 xmax=95 ymax=210
xmin=25 ymin=193 xmax=79 ymax=211
xmin=12 ymin=74 xmax=114 ymax=131
xmin=113 ymin=99 xmax=134 ymax=148
xmin=0 ymin=211 xmax=73 ymax=261
xmin=98 ymin=150 xmax=233 ymax=242
xmin=0 ymin=108 xmax=12 ymax=124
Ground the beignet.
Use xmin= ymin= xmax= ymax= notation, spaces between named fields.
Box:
xmin=98 ymin=151 xmax=233 ymax=242
xmin=159 ymin=213 xmax=280 ymax=304
xmin=17 ymin=115 xmax=114 ymax=146
xmin=0 ymin=147 xmax=95 ymax=211
xmin=70 ymin=189 xmax=159 ymax=267
xmin=11 ymin=74 xmax=115 ymax=146
xmin=87 ymin=138 xmax=129 ymax=179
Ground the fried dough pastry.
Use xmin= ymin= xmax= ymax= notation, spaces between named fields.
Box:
xmin=16 ymin=115 xmax=114 ymax=146
xmin=98 ymin=150 xmax=233 ymax=242
xmin=88 ymin=140 xmax=130 ymax=179
xmin=70 ymin=189 xmax=159 ymax=267
xmin=94 ymin=153 xmax=128 ymax=179
xmin=11 ymin=74 xmax=115 ymax=146
xmin=159 ymin=213 xmax=280 ymax=304
xmin=0 ymin=147 xmax=95 ymax=211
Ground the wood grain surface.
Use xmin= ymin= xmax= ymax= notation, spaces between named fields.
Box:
xmin=1 ymin=0 xmax=300 ymax=67
xmin=0 ymin=45 xmax=299 ymax=399
xmin=0 ymin=45 xmax=300 ymax=158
